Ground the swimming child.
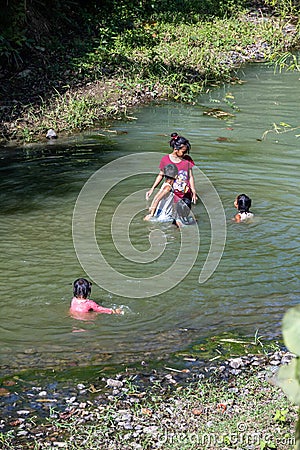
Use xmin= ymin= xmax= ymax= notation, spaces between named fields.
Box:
xmin=70 ymin=278 xmax=123 ymax=316
xmin=144 ymin=163 xmax=178 ymax=221
xmin=233 ymin=194 xmax=254 ymax=223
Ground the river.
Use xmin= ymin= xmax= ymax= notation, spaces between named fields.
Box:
xmin=0 ymin=62 xmax=299 ymax=375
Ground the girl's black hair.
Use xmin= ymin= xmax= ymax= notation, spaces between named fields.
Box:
xmin=73 ymin=278 xmax=92 ymax=299
xmin=237 ymin=194 xmax=252 ymax=213
xmin=169 ymin=132 xmax=191 ymax=153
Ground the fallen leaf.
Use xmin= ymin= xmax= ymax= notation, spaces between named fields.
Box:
xmin=0 ymin=388 xmax=10 ymax=396
xmin=192 ymin=408 xmax=203 ymax=416
xmin=141 ymin=408 xmax=152 ymax=416
xmin=217 ymin=136 xmax=230 ymax=142
xmin=217 ymin=403 xmax=227 ymax=413
xmin=9 ymin=419 xmax=22 ymax=426
xmin=3 ymin=380 xmax=16 ymax=386
xmin=59 ymin=408 xmax=76 ymax=420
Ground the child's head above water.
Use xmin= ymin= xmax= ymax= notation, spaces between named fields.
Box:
xmin=163 ymin=163 xmax=178 ymax=180
xmin=169 ymin=132 xmax=191 ymax=153
xmin=234 ymin=194 xmax=252 ymax=213
xmin=73 ymin=278 xmax=92 ymax=299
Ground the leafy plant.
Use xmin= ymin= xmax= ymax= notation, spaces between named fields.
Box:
xmin=277 ymin=305 xmax=300 ymax=449
xmin=264 ymin=0 xmax=299 ymax=17
xmin=260 ymin=440 xmax=277 ymax=449
xmin=274 ymin=408 xmax=289 ymax=423
xmin=272 ymin=52 xmax=300 ymax=73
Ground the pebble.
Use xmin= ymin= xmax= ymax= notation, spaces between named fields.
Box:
xmin=106 ymin=378 xmax=123 ymax=388
xmin=46 ymin=129 xmax=57 ymax=139
xmin=0 ymin=347 xmax=296 ymax=446
xmin=16 ymin=410 xmax=31 ymax=416
xmin=38 ymin=391 xmax=47 ymax=397
xmin=228 ymin=358 xmax=242 ymax=368
xmin=17 ymin=430 xmax=28 ymax=436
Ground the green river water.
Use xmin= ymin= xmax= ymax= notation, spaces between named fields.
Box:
xmin=0 ymin=62 xmax=299 ymax=375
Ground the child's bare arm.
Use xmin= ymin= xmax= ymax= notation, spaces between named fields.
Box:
xmin=146 ymin=171 xmax=164 ymax=200
xmin=189 ymin=168 xmax=197 ymax=204
xmin=148 ymin=185 xmax=171 ymax=216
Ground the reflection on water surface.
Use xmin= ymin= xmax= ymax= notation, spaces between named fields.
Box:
xmin=0 ymin=63 xmax=299 ymax=374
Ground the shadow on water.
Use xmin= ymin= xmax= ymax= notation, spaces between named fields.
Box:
xmin=0 ymin=138 xmax=119 ymax=214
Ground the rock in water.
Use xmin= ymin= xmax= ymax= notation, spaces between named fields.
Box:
xmin=46 ymin=129 xmax=57 ymax=139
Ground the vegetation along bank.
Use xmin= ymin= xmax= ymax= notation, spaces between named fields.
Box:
xmin=0 ymin=0 xmax=299 ymax=144
xmin=0 ymin=338 xmax=298 ymax=449
xmin=1 ymin=1 xmax=300 ymax=448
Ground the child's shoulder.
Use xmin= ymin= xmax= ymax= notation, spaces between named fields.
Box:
xmin=235 ymin=212 xmax=254 ymax=223
xmin=183 ymin=155 xmax=194 ymax=165
xmin=241 ymin=211 xmax=254 ymax=220
xmin=160 ymin=154 xmax=171 ymax=164
xmin=161 ymin=180 xmax=173 ymax=190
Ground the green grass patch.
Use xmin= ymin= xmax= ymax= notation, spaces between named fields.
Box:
xmin=4 ymin=9 xmax=299 ymax=143
xmin=0 ymin=371 xmax=296 ymax=449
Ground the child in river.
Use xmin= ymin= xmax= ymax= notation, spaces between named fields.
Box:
xmin=144 ymin=163 xmax=178 ymax=222
xmin=144 ymin=163 xmax=195 ymax=227
xmin=146 ymin=132 xmax=197 ymax=209
xmin=233 ymin=194 xmax=254 ymax=223
xmin=70 ymin=278 xmax=123 ymax=317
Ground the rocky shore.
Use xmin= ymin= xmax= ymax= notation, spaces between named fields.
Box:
xmin=0 ymin=348 xmax=297 ymax=449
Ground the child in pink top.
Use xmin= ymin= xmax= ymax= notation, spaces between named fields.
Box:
xmin=70 ymin=278 xmax=122 ymax=316
xmin=146 ymin=132 xmax=197 ymax=209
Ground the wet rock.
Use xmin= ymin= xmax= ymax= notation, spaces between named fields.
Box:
xmin=106 ymin=378 xmax=123 ymax=388
xmin=38 ymin=391 xmax=47 ymax=397
xmin=17 ymin=69 xmax=32 ymax=79
xmin=229 ymin=357 xmax=244 ymax=369
xmin=17 ymin=430 xmax=28 ymax=436
xmin=281 ymin=354 xmax=294 ymax=365
xmin=46 ymin=128 xmax=57 ymax=139
xmin=65 ymin=396 xmax=77 ymax=404
xmin=17 ymin=410 xmax=31 ymax=415
xmin=250 ymin=360 xmax=261 ymax=366
xmin=164 ymin=374 xmax=177 ymax=384
xmin=269 ymin=359 xmax=281 ymax=366
xmin=143 ymin=425 xmax=159 ymax=434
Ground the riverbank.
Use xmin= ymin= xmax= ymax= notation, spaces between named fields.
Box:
xmin=0 ymin=344 xmax=297 ymax=449
xmin=0 ymin=8 xmax=299 ymax=145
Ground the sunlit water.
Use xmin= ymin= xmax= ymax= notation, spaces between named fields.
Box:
xmin=0 ymin=63 xmax=299 ymax=375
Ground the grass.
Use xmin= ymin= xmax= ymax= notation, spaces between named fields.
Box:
xmin=3 ymin=9 xmax=300 ymax=143
xmin=0 ymin=370 xmax=297 ymax=449
xmin=0 ymin=334 xmax=296 ymax=449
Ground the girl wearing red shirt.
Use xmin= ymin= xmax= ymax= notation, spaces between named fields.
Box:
xmin=70 ymin=278 xmax=122 ymax=318
xmin=146 ymin=133 xmax=197 ymax=210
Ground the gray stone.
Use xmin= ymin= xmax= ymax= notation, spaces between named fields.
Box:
xmin=46 ymin=128 xmax=57 ymax=139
